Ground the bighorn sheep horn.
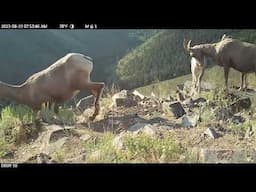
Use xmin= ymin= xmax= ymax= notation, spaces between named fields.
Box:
xmin=183 ymin=39 xmax=192 ymax=52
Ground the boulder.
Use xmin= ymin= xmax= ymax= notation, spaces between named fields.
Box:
xmin=214 ymin=108 xmax=233 ymax=121
xmin=192 ymin=97 xmax=207 ymax=106
xmin=181 ymin=115 xmax=199 ymax=128
xmin=76 ymin=95 xmax=95 ymax=111
xmin=229 ymin=97 xmax=251 ymax=113
xmin=132 ymin=90 xmax=145 ymax=100
xmin=112 ymin=90 xmax=137 ymax=107
xmin=115 ymin=98 xmax=137 ymax=107
xmin=204 ymin=128 xmax=219 ymax=139
xmin=127 ymin=123 xmax=148 ymax=132
xmin=162 ymin=101 xmax=186 ymax=118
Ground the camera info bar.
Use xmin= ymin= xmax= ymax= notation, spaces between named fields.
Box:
xmin=0 ymin=23 xmax=98 ymax=29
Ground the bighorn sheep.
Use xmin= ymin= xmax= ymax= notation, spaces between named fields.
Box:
xmin=184 ymin=35 xmax=256 ymax=92
xmin=220 ymin=34 xmax=248 ymax=91
xmin=0 ymin=53 xmax=105 ymax=121
xmin=190 ymin=56 xmax=206 ymax=95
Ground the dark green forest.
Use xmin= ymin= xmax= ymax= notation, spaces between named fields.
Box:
xmin=1 ymin=29 xmax=256 ymax=91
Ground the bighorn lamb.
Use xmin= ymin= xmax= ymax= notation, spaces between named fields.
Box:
xmin=190 ymin=56 xmax=206 ymax=95
xmin=0 ymin=53 xmax=105 ymax=121
xmin=184 ymin=35 xmax=256 ymax=92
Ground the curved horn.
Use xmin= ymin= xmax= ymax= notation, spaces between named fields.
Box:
xmin=183 ymin=39 xmax=191 ymax=52
xmin=187 ymin=40 xmax=192 ymax=50
xmin=221 ymin=34 xmax=226 ymax=41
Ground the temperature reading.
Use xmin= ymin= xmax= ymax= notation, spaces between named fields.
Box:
xmin=59 ymin=24 xmax=69 ymax=29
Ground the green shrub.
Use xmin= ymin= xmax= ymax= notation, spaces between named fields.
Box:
xmin=123 ymin=133 xmax=184 ymax=162
xmin=0 ymin=105 xmax=37 ymax=143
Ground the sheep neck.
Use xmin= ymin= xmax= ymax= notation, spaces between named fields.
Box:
xmin=0 ymin=81 xmax=29 ymax=104
xmin=200 ymin=43 xmax=217 ymax=59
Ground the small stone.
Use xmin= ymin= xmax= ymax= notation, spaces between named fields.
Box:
xmin=80 ymin=134 xmax=91 ymax=142
xmin=162 ymin=101 xmax=186 ymax=119
xmin=229 ymin=97 xmax=251 ymax=113
xmin=181 ymin=115 xmax=199 ymax=128
xmin=2 ymin=151 xmax=14 ymax=159
xmin=128 ymin=123 xmax=148 ymax=132
xmin=132 ymin=90 xmax=145 ymax=100
xmin=76 ymin=95 xmax=95 ymax=112
xmin=204 ymin=128 xmax=219 ymax=139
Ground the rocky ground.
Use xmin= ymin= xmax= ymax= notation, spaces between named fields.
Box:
xmin=1 ymin=81 xmax=256 ymax=163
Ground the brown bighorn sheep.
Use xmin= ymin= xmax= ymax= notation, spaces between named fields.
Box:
xmin=220 ymin=34 xmax=248 ymax=91
xmin=190 ymin=56 xmax=206 ymax=95
xmin=184 ymin=35 xmax=256 ymax=92
xmin=0 ymin=53 xmax=105 ymax=121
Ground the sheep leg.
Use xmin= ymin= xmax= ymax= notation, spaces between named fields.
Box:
xmin=190 ymin=74 xmax=196 ymax=96
xmin=238 ymin=73 xmax=245 ymax=91
xmin=82 ymin=82 xmax=105 ymax=121
xmin=244 ymin=74 xmax=248 ymax=90
xmin=238 ymin=73 xmax=248 ymax=91
xmin=53 ymin=103 xmax=59 ymax=114
xmin=196 ymin=77 xmax=201 ymax=93
xmin=46 ymin=101 xmax=59 ymax=113
xmin=197 ymin=69 xmax=204 ymax=93
xmin=224 ymin=66 xmax=230 ymax=93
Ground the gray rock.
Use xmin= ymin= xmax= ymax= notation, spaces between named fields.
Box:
xmin=162 ymin=101 xmax=186 ymax=119
xmin=132 ymin=90 xmax=145 ymax=100
xmin=112 ymin=90 xmax=137 ymax=107
xmin=49 ymin=137 xmax=68 ymax=153
xmin=182 ymin=98 xmax=194 ymax=108
xmin=25 ymin=153 xmax=57 ymax=163
xmin=141 ymin=125 xmax=158 ymax=137
xmin=204 ymin=128 xmax=219 ymax=139
xmin=192 ymin=97 xmax=207 ymax=106
xmin=37 ymin=153 xmax=57 ymax=163
xmin=115 ymin=98 xmax=137 ymax=107
xmin=214 ymin=108 xmax=233 ymax=121
xmin=80 ymin=134 xmax=91 ymax=142
xmin=2 ymin=151 xmax=14 ymax=159
xmin=128 ymin=123 xmax=148 ymax=132
xmin=229 ymin=97 xmax=251 ymax=113
xmin=76 ymin=95 xmax=95 ymax=111
xmin=181 ymin=115 xmax=199 ymax=128
xmin=112 ymin=90 xmax=129 ymax=100
xmin=49 ymin=128 xmax=81 ymax=143
xmin=230 ymin=115 xmax=245 ymax=124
